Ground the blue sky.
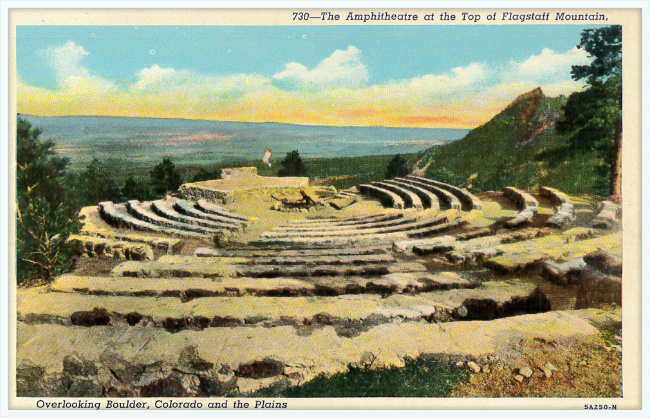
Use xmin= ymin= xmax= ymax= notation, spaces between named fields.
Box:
xmin=16 ymin=24 xmax=606 ymax=128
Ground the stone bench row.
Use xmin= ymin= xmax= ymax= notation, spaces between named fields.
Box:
xmin=591 ymin=201 xmax=619 ymax=229
xmin=80 ymin=206 xmax=182 ymax=252
xmin=272 ymin=213 xmax=421 ymax=233
xmin=371 ymin=181 xmax=423 ymax=209
xmin=289 ymin=213 xmax=399 ymax=225
xmin=502 ymin=187 xmax=539 ymax=227
xmin=358 ymin=184 xmax=405 ymax=209
xmin=151 ymin=200 xmax=240 ymax=231
xmin=20 ymin=280 xmax=545 ymax=331
xmin=195 ymin=199 xmax=249 ymax=222
xmin=539 ymin=186 xmax=574 ymax=227
xmin=98 ymin=202 xmax=210 ymax=240
xmin=51 ymin=271 xmax=476 ymax=300
xmin=398 ymin=177 xmax=462 ymax=211
xmin=406 ymin=176 xmax=481 ymax=210
xmin=195 ymin=247 xmax=388 ymax=258
xmin=174 ymin=200 xmax=247 ymax=227
xmin=383 ymin=179 xmax=440 ymax=210
xmin=262 ymin=211 xmax=457 ymax=238
xmin=282 ymin=213 xmax=404 ymax=229
xmin=126 ymin=200 xmax=223 ymax=237
xmin=67 ymin=235 xmax=154 ymax=261
xmin=111 ymin=257 xmax=427 ymax=279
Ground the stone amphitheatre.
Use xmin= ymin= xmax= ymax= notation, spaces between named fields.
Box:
xmin=16 ymin=166 xmax=622 ymax=397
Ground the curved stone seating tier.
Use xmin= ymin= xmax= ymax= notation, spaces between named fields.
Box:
xmin=196 ymin=247 xmax=388 ymax=258
xmin=385 ymin=179 xmax=440 ymax=211
xmin=50 ymin=271 xmax=476 ymax=300
xmin=358 ymin=184 xmax=405 ymax=209
xmin=405 ymin=176 xmax=482 ymax=210
xmin=262 ymin=211 xmax=460 ymax=239
xmin=174 ymin=200 xmax=247 ymax=227
xmin=539 ymin=186 xmax=572 ymax=206
xmin=285 ymin=213 xmax=404 ymax=227
xmin=68 ymin=234 xmax=154 ymax=261
xmin=370 ymin=181 xmax=423 ymax=209
xmin=591 ymin=201 xmax=619 ymax=230
xmin=99 ymin=202 xmax=211 ymax=240
xmin=195 ymin=199 xmax=249 ymax=222
xmin=547 ymin=202 xmax=574 ymax=227
xmin=126 ymin=200 xmax=222 ymax=236
xmin=262 ymin=214 xmax=449 ymax=239
xmin=272 ymin=213 xmax=422 ymax=233
xmin=397 ymin=177 xmax=461 ymax=211
xmin=501 ymin=187 xmax=539 ymax=227
xmin=151 ymin=201 xmax=240 ymax=231
xmin=111 ymin=255 xmax=427 ymax=279
xmin=503 ymin=187 xmax=538 ymax=209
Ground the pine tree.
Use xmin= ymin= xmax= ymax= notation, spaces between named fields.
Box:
xmin=150 ymin=157 xmax=183 ymax=196
xmin=557 ymin=25 xmax=622 ymax=198
xmin=385 ymin=154 xmax=410 ymax=179
xmin=16 ymin=118 xmax=80 ymax=284
xmin=278 ymin=150 xmax=308 ymax=177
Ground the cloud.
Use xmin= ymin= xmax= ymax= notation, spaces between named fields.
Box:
xmin=40 ymin=40 xmax=91 ymax=79
xmin=20 ymin=43 xmax=593 ymax=129
xmin=510 ymin=47 xmax=591 ymax=82
xmin=273 ymin=46 xmax=369 ymax=89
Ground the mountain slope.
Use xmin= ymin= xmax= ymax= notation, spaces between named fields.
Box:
xmin=417 ymin=88 xmax=609 ymax=195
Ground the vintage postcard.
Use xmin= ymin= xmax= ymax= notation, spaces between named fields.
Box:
xmin=4 ymin=4 xmax=646 ymax=414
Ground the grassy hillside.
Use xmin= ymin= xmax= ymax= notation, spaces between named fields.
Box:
xmin=418 ymin=88 xmax=610 ymax=195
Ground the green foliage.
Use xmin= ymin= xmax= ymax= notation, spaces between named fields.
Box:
xmin=16 ymin=118 xmax=80 ymax=284
xmin=191 ymin=167 xmax=221 ymax=182
xmin=571 ymin=26 xmax=621 ymax=84
xmin=557 ymin=25 xmax=622 ymax=196
xmin=120 ymin=175 xmax=152 ymax=201
xmin=384 ymin=154 xmax=410 ymax=179
xmin=150 ymin=157 xmax=183 ymax=196
xmin=278 ymin=150 xmax=308 ymax=177
xmin=230 ymin=357 xmax=467 ymax=398
xmin=72 ymin=158 xmax=121 ymax=207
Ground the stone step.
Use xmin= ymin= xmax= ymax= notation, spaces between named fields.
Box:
xmin=272 ymin=214 xmax=422 ymax=233
xmin=583 ymin=245 xmax=622 ymax=277
xmin=398 ymin=177 xmax=462 ymax=211
xmin=503 ymin=187 xmax=538 ymax=209
xmin=51 ymin=271 xmax=477 ymax=299
xmin=234 ymin=253 xmax=398 ymax=266
xmin=371 ymin=181 xmax=423 ymax=209
xmin=413 ymin=228 xmax=592 ymax=259
xmin=16 ymin=308 xmax=611 ymax=396
xmin=110 ymin=256 xmax=426 ymax=278
xmin=81 ymin=206 xmax=182 ymax=252
xmin=196 ymin=247 xmax=389 ymax=258
xmin=539 ymin=186 xmax=572 ymax=206
xmin=591 ymin=201 xmax=619 ymax=229
xmin=506 ymin=206 xmax=538 ymax=227
xmin=541 ymin=257 xmax=587 ymax=284
xmin=484 ymin=233 xmax=621 ymax=274
xmin=358 ymin=184 xmax=405 ymax=209
xmin=126 ymin=200 xmax=222 ymax=236
xmin=195 ymin=199 xmax=249 ymax=222
xmin=18 ymin=280 xmax=548 ymax=331
xmin=262 ymin=211 xmax=457 ymax=238
xmin=68 ymin=235 xmax=154 ymax=261
xmin=99 ymin=202 xmax=211 ymax=240
xmin=386 ymin=179 xmax=441 ymax=211
xmin=405 ymin=176 xmax=482 ymax=210
xmin=546 ymin=202 xmax=574 ymax=227
xmin=288 ymin=213 xmax=402 ymax=225
xmin=574 ymin=266 xmax=622 ymax=309
xmin=250 ymin=213 xmax=465 ymax=246
xmin=393 ymin=235 xmax=456 ymax=253
xmin=174 ymin=199 xmax=247 ymax=226
xmin=151 ymin=200 xmax=241 ymax=231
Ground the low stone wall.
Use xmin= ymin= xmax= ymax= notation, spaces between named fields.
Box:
xmin=68 ymin=235 xmax=154 ymax=261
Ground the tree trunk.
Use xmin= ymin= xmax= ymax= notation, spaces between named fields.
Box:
xmin=609 ymin=118 xmax=622 ymax=200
